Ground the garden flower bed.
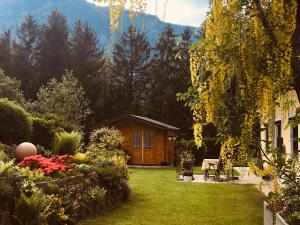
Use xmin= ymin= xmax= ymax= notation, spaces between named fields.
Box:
xmin=0 ymin=150 xmax=130 ymax=225
xmin=0 ymin=116 xmax=131 ymax=225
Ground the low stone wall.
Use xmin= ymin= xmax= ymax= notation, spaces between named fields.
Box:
xmin=264 ymin=201 xmax=290 ymax=225
xmin=264 ymin=201 xmax=274 ymax=225
xmin=276 ymin=214 xmax=289 ymax=225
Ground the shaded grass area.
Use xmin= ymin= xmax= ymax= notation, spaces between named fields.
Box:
xmin=79 ymin=168 xmax=264 ymax=225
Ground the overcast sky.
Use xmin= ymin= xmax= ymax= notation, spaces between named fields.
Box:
xmin=87 ymin=0 xmax=209 ymax=27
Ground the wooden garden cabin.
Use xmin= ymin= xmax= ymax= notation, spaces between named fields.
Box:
xmin=103 ymin=114 xmax=179 ymax=165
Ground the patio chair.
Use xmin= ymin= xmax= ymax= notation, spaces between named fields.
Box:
xmin=203 ymin=157 xmax=226 ymax=181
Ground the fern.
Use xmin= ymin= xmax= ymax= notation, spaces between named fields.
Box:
xmin=52 ymin=131 xmax=81 ymax=155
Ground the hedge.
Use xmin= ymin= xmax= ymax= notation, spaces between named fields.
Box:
xmin=0 ymin=98 xmax=32 ymax=145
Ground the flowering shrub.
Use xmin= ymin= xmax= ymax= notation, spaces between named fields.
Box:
xmin=89 ymin=127 xmax=124 ymax=151
xmin=18 ymin=155 xmax=72 ymax=175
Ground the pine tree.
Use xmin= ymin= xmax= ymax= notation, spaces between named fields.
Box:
xmin=38 ymin=10 xmax=70 ymax=83
xmin=175 ymin=27 xmax=194 ymax=136
xmin=12 ymin=14 xmax=40 ymax=99
xmin=0 ymin=30 xmax=13 ymax=75
xmin=70 ymin=21 xmax=110 ymax=126
xmin=111 ymin=25 xmax=151 ymax=114
xmin=146 ymin=25 xmax=179 ymax=124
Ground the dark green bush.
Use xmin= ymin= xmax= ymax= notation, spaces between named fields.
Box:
xmin=31 ymin=117 xmax=59 ymax=149
xmin=0 ymin=181 xmax=13 ymax=210
xmin=43 ymin=113 xmax=77 ymax=132
xmin=0 ymin=98 xmax=32 ymax=145
xmin=176 ymin=138 xmax=221 ymax=166
xmin=31 ymin=114 xmax=77 ymax=150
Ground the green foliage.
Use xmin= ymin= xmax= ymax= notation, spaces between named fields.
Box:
xmin=31 ymin=116 xmax=60 ymax=150
xmin=89 ymin=127 xmax=124 ymax=151
xmin=72 ymin=152 xmax=90 ymax=164
xmin=0 ymin=148 xmax=9 ymax=162
xmin=31 ymin=114 xmax=77 ymax=150
xmin=0 ymin=69 xmax=25 ymax=104
xmin=176 ymin=137 xmax=221 ymax=166
xmin=81 ymin=186 xmax=106 ymax=212
xmin=0 ymin=159 xmax=15 ymax=177
xmin=0 ymin=181 xmax=13 ymax=209
xmin=53 ymin=131 xmax=81 ymax=155
xmin=17 ymin=167 xmax=48 ymax=182
xmin=0 ymin=98 xmax=32 ymax=145
xmin=0 ymin=142 xmax=15 ymax=160
xmin=43 ymin=194 xmax=70 ymax=225
xmin=33 ymin=71 xmax=91 ymax=129
xmin=14 ymin=190 xmax=46 ymax=225
xmin=42 ymin=114 xmax=77 ymax=132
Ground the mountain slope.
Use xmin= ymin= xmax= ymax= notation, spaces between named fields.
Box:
xmin=0 ymin=0 xmax=196 ymax=51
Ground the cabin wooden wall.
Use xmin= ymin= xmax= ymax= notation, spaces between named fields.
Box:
xmin=107 ymin=118 xmax=175 ymax=165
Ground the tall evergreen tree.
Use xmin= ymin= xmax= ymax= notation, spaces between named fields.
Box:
xmin=12 ymin=14 xmax=40 ymax=99
xmin=38 ymin=10 xmax=70 ymax=83
xmin=70 ymin=21 xmax=109 ymax=126
xmin=0 ymin=30 xmax=13 ymax=75
xmin=147 ymin=25 xmax=179 ymax=122
xmin=147 ymin=25 xmax=193 ymax=136
xmin=111 ymin=25 xmax=151 ymax=114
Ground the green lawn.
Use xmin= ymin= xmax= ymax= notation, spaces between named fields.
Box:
xmin=79 ymin=168 xmax=264 ymax=225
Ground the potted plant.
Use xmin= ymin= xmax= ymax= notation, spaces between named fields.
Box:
xmin=180 ymin=151 xmax=195 ymax=181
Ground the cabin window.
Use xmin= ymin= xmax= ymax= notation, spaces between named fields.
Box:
xmin=134 ymin=130 xmax=142 ymax=148
xmin=145 ymin=130 xmax=153 ymax=149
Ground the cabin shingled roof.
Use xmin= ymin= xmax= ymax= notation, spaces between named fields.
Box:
xmin=104 ymin=114 xmax=180 ymax=131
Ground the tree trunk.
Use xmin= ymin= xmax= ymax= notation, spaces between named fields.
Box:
xmin=292 ymin=1 xmax=300 ymax=99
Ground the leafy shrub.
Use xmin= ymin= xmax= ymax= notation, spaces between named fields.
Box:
xmin=18 ymin=155 xmax=72 ymax=175
xmin=0 ymin=142 xmax=15 ymax=159
xmin=72 ymin=152 xmax=90 ymax=164
xmin=53 ymin=131 xmax=81 ymax=155
xmin=33 ymin=71 xmax=91 ymax=129
xmin=0 ymin=98 xmax=32 ymax=145
xmin=31 ymin=114 xmax=77 ymax=150
xmin=81 ymin=186 xmax=106 ymax=213
xmin=31 ymin=117 xmax=59 ymax=150
xmin=0 ymin=159 xmax=15 ymax=177
xmin=73 ymin=164 xmax=93 ymax=175
xmin=0 ymin=181 xmax=13 ymax=210
xmin=89 ymin=127 xmax=124 ymax=150
xmin=120 ymin=179 xmax=131 ymax=201
xmin=0 ymin=69 xmax=25 ymax=104
xmin=17 ymin=167 xmax=48 ymax=182
xmin=14 ymin=190 xmax=46 ymax=225
xmin=43 ymin=113 xmax=77 ymax=132
xmin=176 ymin=138 xmax=220 ymax=166
xmin=44 ymin=194 xmax=70 ymax=225
xmin=0 ymin=149 xmax=9 ymax=162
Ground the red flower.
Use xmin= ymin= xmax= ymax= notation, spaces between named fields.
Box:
xmin=17 ymin=154 xmax=73 ymax=175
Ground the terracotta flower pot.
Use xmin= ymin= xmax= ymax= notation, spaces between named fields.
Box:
xmin=15 ymin=142 xmax=37 ymax=161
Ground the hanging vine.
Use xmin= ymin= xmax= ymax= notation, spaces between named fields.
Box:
xmin=94 ymin=0 xmax=168 ymax=35
xmin=187 ymin=0 xmax=298 ymax=164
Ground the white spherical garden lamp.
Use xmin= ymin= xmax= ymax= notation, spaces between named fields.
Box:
xmin=15 ymin=142 xmax=37 ymax=161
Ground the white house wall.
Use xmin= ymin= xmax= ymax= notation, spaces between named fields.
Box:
xmin=261 ymin=90 xmax=300 ymax=160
